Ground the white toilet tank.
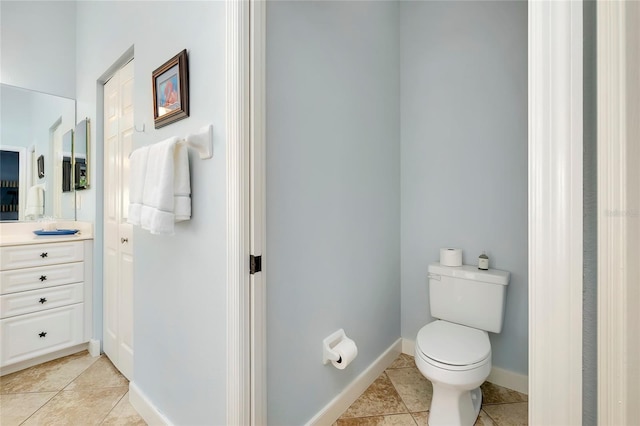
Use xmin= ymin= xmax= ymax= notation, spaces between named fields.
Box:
xmin=428 ymin=263 xmax=510 ymax=333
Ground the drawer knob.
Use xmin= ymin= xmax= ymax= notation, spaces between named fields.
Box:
xmin=39 ymin=275 xmax=47 ymax=282
xmin=40 ymin=252 xmax=48 ymax=258
xmin=39 ymin=331 xmax=47 ymax=338
xmin=121 ymin=237 xmax=129 ymax=244
xmin=39 ymin=297 xmax=47 ymax=304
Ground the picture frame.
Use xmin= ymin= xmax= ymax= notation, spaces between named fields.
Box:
xmin=37 ymin=155 xmax=45 ymax=178
xmin=152 ymin=49 xmax=189 ymax=129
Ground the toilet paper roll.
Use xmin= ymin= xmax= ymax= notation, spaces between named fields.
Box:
xmin=331 ymin=338 xmax=358 ymax=370
xmin=440 ymin=248 xmax=462 ymax=266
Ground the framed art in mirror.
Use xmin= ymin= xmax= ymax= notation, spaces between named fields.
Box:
xmin=152 ymin=49 xmax=189 ymax=129
xmin=74 ymin=118 xmax=89 ymax=190
xmin=37 ymin=155 xmax=45 ymax=178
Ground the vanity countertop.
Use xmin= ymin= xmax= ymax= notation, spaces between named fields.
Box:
xmin=0 ymin=221 xmax=93 ymax=247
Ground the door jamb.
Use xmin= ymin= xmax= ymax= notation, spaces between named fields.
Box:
xmin=226 ymin=0 xmax=252 ymax=424
xmin=226 ymin=0 xmax=267 ymax=423
xmin=528 ymin=1 xmax=583 ymax=424
xmin=250 ymin=0 xmax=267 ymax=424
xmin=597 ymin=1 xmax=640 ymax=423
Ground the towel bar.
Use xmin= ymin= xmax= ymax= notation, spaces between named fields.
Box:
xmin=183 ymin=125 xmax=213 ymax=159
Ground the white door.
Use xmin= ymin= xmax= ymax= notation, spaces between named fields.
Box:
xmin=103 ymin=59 xmax=135 ymax=380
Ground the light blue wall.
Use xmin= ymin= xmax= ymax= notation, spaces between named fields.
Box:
xmin=75 ymin=2 xmax=227 ymax=424
xmin=266 ymin=2 xmax=401 ymax=424
xmin=400 ymin=1 xmax=529 ymax=375
xmin=0 ymin=1 xmax=76 ymax=98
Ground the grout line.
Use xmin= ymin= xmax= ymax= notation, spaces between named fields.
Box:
xmin=15 ymin=352 xmax=101 ymax=425
xmin=98 ymin=389 xmax=128 ymax=425
xmin=340 ymin=412 xmax=420 ymax=422
xmin=481 ymin=407 xmax=499 ymax=425
xmin=61 ymin=353 xmax=103 ymax=391
xmin=385 ymin=371 xmax=414 ymax=417
xmin=20 ymin=389 xmax=63 ymax=425
xmin=483 ymin=401 xmax=528 ymax=406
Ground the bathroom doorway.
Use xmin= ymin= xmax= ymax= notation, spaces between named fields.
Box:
xmin=0 ymin=148 xmax=23 ymax=221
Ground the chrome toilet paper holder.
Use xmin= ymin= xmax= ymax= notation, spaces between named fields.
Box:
xmin=322 ymin=329 xmax=347 ymax=365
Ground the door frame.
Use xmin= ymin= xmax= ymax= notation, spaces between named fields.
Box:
xmin=96 ymin=47 xmax=135 ymax=349
xmin=230 ymin=1 xmax=630 ymax=425
xmin=597 ymin=1 xmax=640 ymax=423
xmin=226 ymin=0 xmax=266 ymax=425
xmin=528 ymin=1 xmax=583 ymax=424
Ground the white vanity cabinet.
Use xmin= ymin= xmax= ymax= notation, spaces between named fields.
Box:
xmin=0 ymin=237 xmax=93 ymax=373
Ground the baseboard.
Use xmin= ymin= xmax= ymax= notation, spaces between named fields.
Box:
xmin=402 ymin=338 xmax=416 ymax=356
xmin=88 ymin=339 xmax=101 ymax=357
xmin=129 ymin=381 xmax=173 ymax=426
xmin=0 ymin=343 xmax=88 ymax=376
xmin=402 ymin=338 xmax=528 ymax=395
xmin=487 ymin=366 xmax=528 ymax=395
xmin=306 ymin=338 xmax=402 ymax=426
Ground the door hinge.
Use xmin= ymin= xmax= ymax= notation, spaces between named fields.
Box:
xmin=250 ymin=255 xmax=262 ymax=275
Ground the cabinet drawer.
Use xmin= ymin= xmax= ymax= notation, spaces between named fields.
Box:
xmin=0 ymin=262 xmax=84 ymax=295
xmin=0 ymin=242 xmax=84 ymax=270
xmin=0 ymin=303 xmax=83 ymax=367
xmin=0 ymin=283 xmax=84 ymax=319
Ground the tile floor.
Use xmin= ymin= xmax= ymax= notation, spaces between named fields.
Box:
xmin=1 ymin=352 xmax=526 ymax=426
xmin=0 ymin=351 xmax=146 ymax=426
xmin=335 ymin=353 xmax=528 ymax=426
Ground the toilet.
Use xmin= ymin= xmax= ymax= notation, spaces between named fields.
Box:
xmin=415 ymin=263 xmax=510 ymax=426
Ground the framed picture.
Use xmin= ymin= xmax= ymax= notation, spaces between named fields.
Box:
xmin=152 ymin=49 xmax=189 ymax=129
xmin=37 ymin=155 xmax=45 ymax=178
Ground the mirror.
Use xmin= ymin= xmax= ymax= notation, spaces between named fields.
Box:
xmin=0 ymin=84 xmax=76 ymax=221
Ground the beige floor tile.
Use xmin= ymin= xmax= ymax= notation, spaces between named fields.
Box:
xmin=22 ymin=387 xmax=128 ymax=426
xmin=340 ymin=373 xmax=408 ymax=418
xmin=483 ymin=402 xmax=528 ymax=426
xmin=476 ymin=410 xmax=496 ymax=426
xmin=101 ymin=392 xmax=147 ymax=425
xmin=412 ymin=409 xmax=494 ymax=426
xmin=387 ymin=354 xmax=415 ymax=370
xmin=386 ymin=367 xmax=432 ymax=412
xmin=337 ymin=413 xmax=417 ymax=425
xmin=0 ymin=392 xmax=57 ymax=426
xmin=65 ymin=356 xmax=128 ymax=390
xmin=411 ymin=411 xmax=429 ymax=426
xmin=0 ymin=351 xmax=100 ymax=394
xmin=481 ymin=382 xmax=528 ymax=405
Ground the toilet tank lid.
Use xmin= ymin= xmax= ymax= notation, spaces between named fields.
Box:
xmin=428 ymin=263 xmax=510 ymax=285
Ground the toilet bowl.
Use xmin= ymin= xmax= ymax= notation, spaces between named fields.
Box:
xmin=415 ymin=320 xmax=491 ymax=426
xmin=417 ymin=263 xmax=510 ymax=426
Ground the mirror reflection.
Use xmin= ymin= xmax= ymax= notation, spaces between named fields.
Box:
xmin=0 ymin=84 xmax=76 ymax=221
xmin=74 ymin=118 xmax=89 ymax=190
xmin=62 ymin=129 xmax=73 ymax=193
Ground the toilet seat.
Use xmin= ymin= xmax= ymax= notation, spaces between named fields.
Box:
xmin=416 ymin=320 xmax=490 ymax=370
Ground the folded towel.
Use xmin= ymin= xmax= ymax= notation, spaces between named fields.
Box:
xmin=25 ymin=185 xmax=44 ymax=219
xmin=127 ymin=145 xmax=150 ymax=226
xmin=139 ymin=137 xmax=191 ymax=235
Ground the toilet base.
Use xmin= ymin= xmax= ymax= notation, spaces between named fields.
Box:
xmin=428 ymin=384 xmax=482 ymax=426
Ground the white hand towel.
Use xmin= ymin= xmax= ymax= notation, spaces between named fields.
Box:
xmin=25 ymin=185 xmax=44 ymax=219
xmin=173 ymin=140 xmax=191 ymax=222
xmin=127 ymin=145 xmax=150 ymax=226
xmin=139 ymin=137 xmax=191 ymax=235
